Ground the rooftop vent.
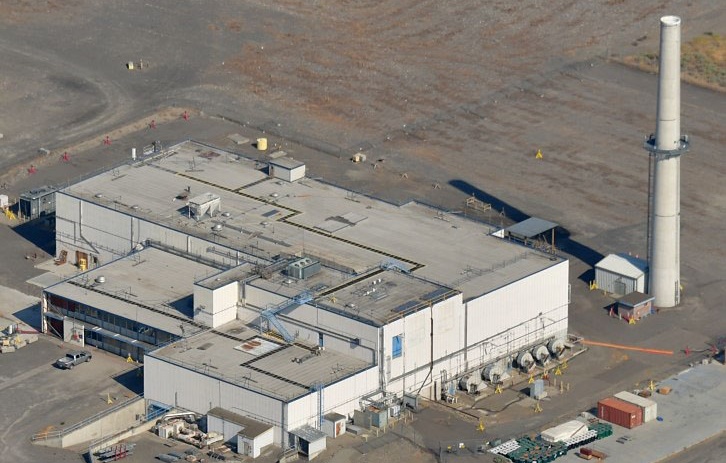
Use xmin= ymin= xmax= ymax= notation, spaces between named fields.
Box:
xmin=95 ymin=276 xmax=106 ymax=284
xmin=212 ymin=224 xmax=223 ymax=232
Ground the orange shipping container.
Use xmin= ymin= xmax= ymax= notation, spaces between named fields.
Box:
xmin=597 ymin=397 xmax=643 ymax=429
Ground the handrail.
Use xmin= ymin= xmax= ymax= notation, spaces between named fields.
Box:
xmin=31 ymin=394 xmax=144 ymax=442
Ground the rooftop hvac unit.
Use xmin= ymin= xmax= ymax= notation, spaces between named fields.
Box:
xmin=287 ymin=257 xmax=321 ymax=280
xmin=188 ymin=193 xmax=221 ymax=220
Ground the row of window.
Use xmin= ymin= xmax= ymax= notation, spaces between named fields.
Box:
xmin=85 ymin=330 xmax=146 ymax=362
xmin=48 ymin=294 xmax=176 ymax=345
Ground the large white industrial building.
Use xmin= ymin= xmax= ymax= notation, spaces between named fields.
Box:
xmin=41 ymin=140 xmax=569 ymax=451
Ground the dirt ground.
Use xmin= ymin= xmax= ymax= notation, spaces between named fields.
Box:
xmin=0 ymin=1 xmax=724 ymax=462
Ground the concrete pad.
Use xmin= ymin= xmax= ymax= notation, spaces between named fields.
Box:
xmin=558 ymin=362 xmax=726 ymax=463
xmin=0 ymin=284 xmax=40 ymax=328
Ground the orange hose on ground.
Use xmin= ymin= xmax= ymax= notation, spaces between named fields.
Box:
xmin=581 ymin=339 xmax=673 ymax=355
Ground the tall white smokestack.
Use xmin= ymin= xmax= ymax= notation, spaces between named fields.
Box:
xmin=644 ymin=15 xmax=689 ymax=307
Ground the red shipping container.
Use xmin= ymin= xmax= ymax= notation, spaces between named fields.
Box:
xmin=597 ymin=397 xmax=642 ymax=429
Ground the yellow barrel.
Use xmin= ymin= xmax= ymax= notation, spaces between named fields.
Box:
xmin=127 ymin=62 xmax=134 ymax=70
xmin=79 ymin=258 xmax=87 ymax=271
xmin=257 ymin=138 xmax=268 ymax=151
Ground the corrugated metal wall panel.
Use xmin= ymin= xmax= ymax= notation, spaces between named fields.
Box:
xmin=286 ymin=394 xmax=316 ymax=431
xmin=218 ymin=381 xmax=282 ymax=427
xmin=144 ymin=355 xmax=284 ymax=439
xmin=384 ymin=308 xmax=431 ymax=383
xmin=284 ymin=304 xmax=379 ymax=357
xmin=598 ymin=397 xmax=642 ymax=428
xmin=207 ymin=414 xmax=243 ymax=442
xmin=455 ymin=261 xmax=569 ymax=375
xmin=466 ymin=261 xmax=569 ymax=349
xmin=432 ymin=295 xmax=466 ymax=364
xmin=596 ymin=268 xmax=637 ymax=295
xmin=193 ymin=286 xmax=214 ymax=327
xmin=287 ymin=366 xmax=378 ymax=432
xmin=210 ymin=282 xmax=238 ymax=327
xmin=636 ymin=274 xmax=646 ymax=293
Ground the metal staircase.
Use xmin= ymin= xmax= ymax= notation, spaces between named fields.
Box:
xmin=260 ymin=291 xmax=313 ymax=343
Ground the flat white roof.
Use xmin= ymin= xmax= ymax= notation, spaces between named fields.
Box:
xmin=44 ymin=246 xmax=216 ymax=337
xmin=60 ymin=140 xmax=564 ymax=302
xmin=150 ymin=321 xmax=373 ymax=402
xmin=270 ymin=157 xmax=305 ymax=169
xmin=250 ymin=268 xmax=459 ymax=326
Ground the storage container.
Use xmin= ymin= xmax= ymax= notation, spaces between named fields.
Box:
xmin=615 ymin=391 xmax=658 ymax=422
xmin=597 ymin=397 xmax=642 ymax=429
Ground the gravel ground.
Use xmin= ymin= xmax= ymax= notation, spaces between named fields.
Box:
xmin=0 ymin=1 xmax=724 ymax=462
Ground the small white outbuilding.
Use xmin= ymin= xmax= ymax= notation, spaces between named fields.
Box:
xmin=322 ymin=413 xmax=346 ymax=438
xmin=207 ymin=407 xmax=274 ymax=459
xmin=269 ymin=157 xmax=306 ymax=182
xmin=595 ymin=253 xmax=648 ymax=296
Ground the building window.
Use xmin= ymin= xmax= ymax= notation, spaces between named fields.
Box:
xmin=392 ymin=335 xmax=403 ymax=359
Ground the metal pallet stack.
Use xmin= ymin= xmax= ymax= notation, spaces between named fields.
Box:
xmin=95 ymin=443 xmax=135 ymax=461
xmin=505 ymin=436 xmax=568 ymax=463
xmin=588 ymin=421 xmax=613 ymax=440
xmin=490 ymin=421 xmax=613 ymax=463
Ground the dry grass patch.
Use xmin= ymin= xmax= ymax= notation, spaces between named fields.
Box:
xmin=621 ymin=32 xmax=726 ymax=91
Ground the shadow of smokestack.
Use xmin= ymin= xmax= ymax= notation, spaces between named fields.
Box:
xmin=449 ymin=179 xmax=604 ymax=267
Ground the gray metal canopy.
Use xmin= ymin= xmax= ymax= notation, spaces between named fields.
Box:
xmin=505 ymin=217 xmax=558 ymax=240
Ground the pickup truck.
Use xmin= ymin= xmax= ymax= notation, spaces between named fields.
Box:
xmin=55 ymin=350 xmax=92 ymax=369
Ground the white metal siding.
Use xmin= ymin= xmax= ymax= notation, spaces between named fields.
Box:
xmin=238 ymin=428 xmax=274 ymax=458
xmin=322 ymin=418 xmax=346 ymax=438
xmin=596 ymin=268 xmax=638 ymax=295
xmin=432 ymin=295 xmax=466 ymax=375
xmin=465 ymin=261 xmax=569 ymax=369
xmin=144 ymin=355 xmax=284 ymax=442
xmin=196 ymin=281 xmax=239 ymax=328
xmin=193 ymin=285 xmax=215 ymax=327
xmin=614 ymin=391 xmax=658 ymax=422
xmin=207 ymin=414 xmax=243 ymax=443
xmin=56 ymin=193 xmax=242 ymax=269
xmin=286 ymin=366 xmax=377 ymax=431
xmin=306 ymin=437 xmax=326 ymax=457
xmin=289 ymin=166 xmax=305 ymax=182
xmin=244 ymin=286 xmax=286 ymax=309
xmin=286 ymin=394 xmax=317 ymax=432
xmin=284 ymin=304 xmax=378 ymax=361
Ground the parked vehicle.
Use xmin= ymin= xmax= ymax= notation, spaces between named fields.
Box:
xmin=55 ymin=350 xmax=92 ymax=369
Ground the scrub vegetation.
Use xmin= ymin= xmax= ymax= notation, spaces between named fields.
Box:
xmin=623 ymin=32 xmax=726 ymax=90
